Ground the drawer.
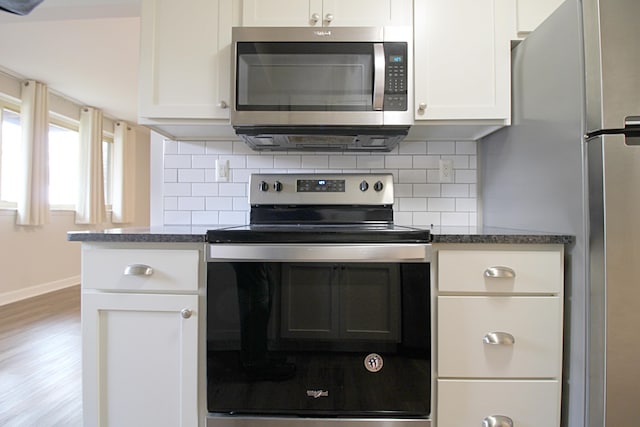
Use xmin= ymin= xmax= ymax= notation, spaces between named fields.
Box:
xmin=82 ymin=248 xmax=200 ymax=292
xmin=437 ymin=379 xmax=560 ymax=427
xmin=438 ymin=250 xmax=562 ymax=294
xmin=437 ymin=296 xmax=562 ymax=378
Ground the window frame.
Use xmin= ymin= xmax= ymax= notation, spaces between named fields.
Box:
xmin=0 ymin=97 xmax=21 ymax=209
xmin=102 ymin=132 xmax=114 ymax=211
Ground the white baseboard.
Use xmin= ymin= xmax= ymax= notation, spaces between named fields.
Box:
xmin=0 ymin=276 xmax=80 ymax=306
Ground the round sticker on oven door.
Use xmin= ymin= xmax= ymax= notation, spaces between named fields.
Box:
xmin=364 ymin=353 xmax=384 ymax=373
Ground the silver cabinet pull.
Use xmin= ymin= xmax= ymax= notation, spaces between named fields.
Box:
xmin=484 ymin=266 xmax=516 ymax=278
xmin=482 ymin=415 xmax=514 ymax=427
xmin=181 ymin=309 xmax=192 ymax=319
xmin=310 ymin=12 xmax=320 ymax=24
xmin=418 ymin=102 xmax=427 ymax=112
xmin=217 ymin=100 xmax=228 ymax=109
xmin=123 ymin=264 xmax=153 ymax=276
xmin=483 ymin=332 xmax=515 ymax=346
xmin=324 ymin=13 xmax=334 ymax=23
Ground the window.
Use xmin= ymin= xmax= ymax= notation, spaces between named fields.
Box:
xmin=48 ymin=119 xmax=79 ymax=209
xmin=0 ymin=106 xmax=20 ymax=207
xmin=102 ymin=135 xmax=114 ymax=208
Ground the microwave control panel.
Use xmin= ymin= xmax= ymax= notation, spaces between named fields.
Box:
xmin=384 ymin=43 xmax=407 ymax=111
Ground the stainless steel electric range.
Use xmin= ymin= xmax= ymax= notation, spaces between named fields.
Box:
xmin=206 ymin=173 xmax=432 ymax=427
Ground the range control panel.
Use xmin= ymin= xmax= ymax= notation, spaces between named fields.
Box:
xmin=249 ymin=173 xmax=394 ymax=206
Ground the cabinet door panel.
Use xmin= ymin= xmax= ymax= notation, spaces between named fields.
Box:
xmin=414 ymin=0 xmax=512 ymax=120
xmin=437 ymin=379 xmax=561 ymax=427
xmin=139 ymin=0 xmax=231 ymax=119
xmin=322 ymin=0 xmax=408 ymax=26
xmin=242 ymin=0 xmax=319 ymax=26
xmin=438 ymin=296 xmax=562 ymax=378
xmin=82 ymin=293 xmax=198 ymax=427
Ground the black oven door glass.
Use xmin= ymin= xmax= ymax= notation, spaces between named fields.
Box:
xmin=207 ymin=261 xmax=430 ymax=417
xmin=236 ymin=42 xmax=374 ymax=111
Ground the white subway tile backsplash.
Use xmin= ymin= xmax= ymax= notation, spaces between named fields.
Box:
xmin=162 ymin=139 xmax=479 ymax=227
xmin=165 ymin=155 xmax=191 ymax=169
xmin=178 ymin=197 xmax=205 ymax=211
xmin=399 ymin=169 xmax=427 ymax=183
xmin=164 ymin=183 xmax=191 ymax=197
xmin=428 ymin=198 xmax=456 ymax=212
xmin=441 ymin=184 xmax=469 ymax=198
xmin=356 ymin=155 xmax=385 ymax=169
xmin=192 ymin=183 xmax=219 ymax=197
xmin=179 ymin=141 xmax=205 ymax=154
xmin=206 ymin=197 xmax=233 ymax=210
xmin=329 ymin=155 xmax=357 ymax=169
xmin=178 ymin=169 xmax=205 ymax=183
xmin=427 ymin=140 xmax=455 ymax=155
xmin=192 ymin=211 xmax=218 ymax=225
xmin=164 ymin=169 xmax=177 ymax=183
xmin=385 ymin=155 xmax=413 ymax=169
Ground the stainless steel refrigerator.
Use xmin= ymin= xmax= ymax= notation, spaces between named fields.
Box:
xmin=480 ymin=0 xmax=640 ymax=426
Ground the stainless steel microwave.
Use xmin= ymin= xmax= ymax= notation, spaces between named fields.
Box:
xmin=230 ymin=26 xmax=413 ymax=151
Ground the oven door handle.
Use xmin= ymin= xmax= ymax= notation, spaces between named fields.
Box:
xmin=208 ymin=244 xmax=431 ymax=262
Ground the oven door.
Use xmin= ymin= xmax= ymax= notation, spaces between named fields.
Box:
xmin=206 ymin=244 xmax=432 ymax=425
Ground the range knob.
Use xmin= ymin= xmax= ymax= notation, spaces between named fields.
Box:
xmin=258 ymin=181 xmax=269 ymax=192
xmin=373 ymin=181 xmax=384 ymax=192
xmin=359 ymin=180 xmax=369 ymax=192
xmin=273 ymin=181 xmax=283 ymax=192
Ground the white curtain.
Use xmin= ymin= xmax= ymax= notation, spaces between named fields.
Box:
xmin=76 ymin=107 xmax=106 ymax=225
xmin=111 ymin=121 xmax=136 ymax=223
xmin=17 ymin=80 xmax=49 ymax=226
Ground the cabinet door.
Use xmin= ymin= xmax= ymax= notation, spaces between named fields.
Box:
xmin=414 ymin=0 xmax=513 ymax=121
xmin=437 ymin=379 xmax=561 ymax=427
xmin=139 ymin=0 xmax=232 ymax=120
xmin=242 ymin=0 xmax=411 ymax=27
xmin=242 ymin=0 xmax=321 ymax=26
xmin=82 ymin=292 xmax=198 ymax=427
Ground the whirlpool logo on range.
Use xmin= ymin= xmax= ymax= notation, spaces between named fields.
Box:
xmin=306 ymin=390 xmax=329 ymax=398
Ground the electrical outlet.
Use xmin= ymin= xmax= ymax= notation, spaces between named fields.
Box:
xmin=439 ymin=159 xmax=453 ymax=183
xmin=215 ymin=159 xmax=229 ymax=182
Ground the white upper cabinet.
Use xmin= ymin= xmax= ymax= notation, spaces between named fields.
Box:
xmin=242 ymin=0 xmax=412 ymax=27
xmin=138 ymin=0 xmax=237 ymax=122
xmin=516 ymin=0 xmax=564 ymax=37
xmin=414 ymin=0 xmax=514 ymax=125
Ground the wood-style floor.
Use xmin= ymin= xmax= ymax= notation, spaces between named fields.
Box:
xmin=0 ymin=286 xmax=82 ymax=427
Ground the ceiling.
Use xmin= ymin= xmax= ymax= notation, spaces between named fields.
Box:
xmin=0 ymin=0 xmax=141 ymax=123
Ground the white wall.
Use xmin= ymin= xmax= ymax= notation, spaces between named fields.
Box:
xmin=0 ymin=126 xmax=150 ymax=305
xmin=156 ymin=138 xmax=479 ymax=228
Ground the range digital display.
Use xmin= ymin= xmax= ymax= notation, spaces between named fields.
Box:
xmin=297 ymin=179 xmax=345 ymax=192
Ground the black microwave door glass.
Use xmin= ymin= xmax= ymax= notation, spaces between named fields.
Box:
xmin=236 ymin=42 xmax=374 ymax=111
xmin=207 ymin=261 xmax=431 ymax=417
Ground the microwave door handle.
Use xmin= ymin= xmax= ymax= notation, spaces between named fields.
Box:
xmin=373 ymin=43 xmax=385 ymax=111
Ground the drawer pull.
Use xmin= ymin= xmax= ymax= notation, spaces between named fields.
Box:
xmin=482 ymin=415 xmax=514 ymax=427
xmin=484 ymin=266 xmax=516 ymax=278
xmin=123 ymin=264 xmax=154 ymax=276
xmin=483 ymin=332 xmax=515 ymax=346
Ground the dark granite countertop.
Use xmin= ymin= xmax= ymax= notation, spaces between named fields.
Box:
xmin=68 ymin=225 xmax=574 ymax=245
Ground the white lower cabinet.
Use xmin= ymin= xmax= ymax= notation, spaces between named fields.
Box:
xmin=82 ymin=293 xmax=198 ymax=427
xmin=435 ymin=245 xmax=564 ymax=427
xmin=80 ymin=243 xmax=204 ymax=427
